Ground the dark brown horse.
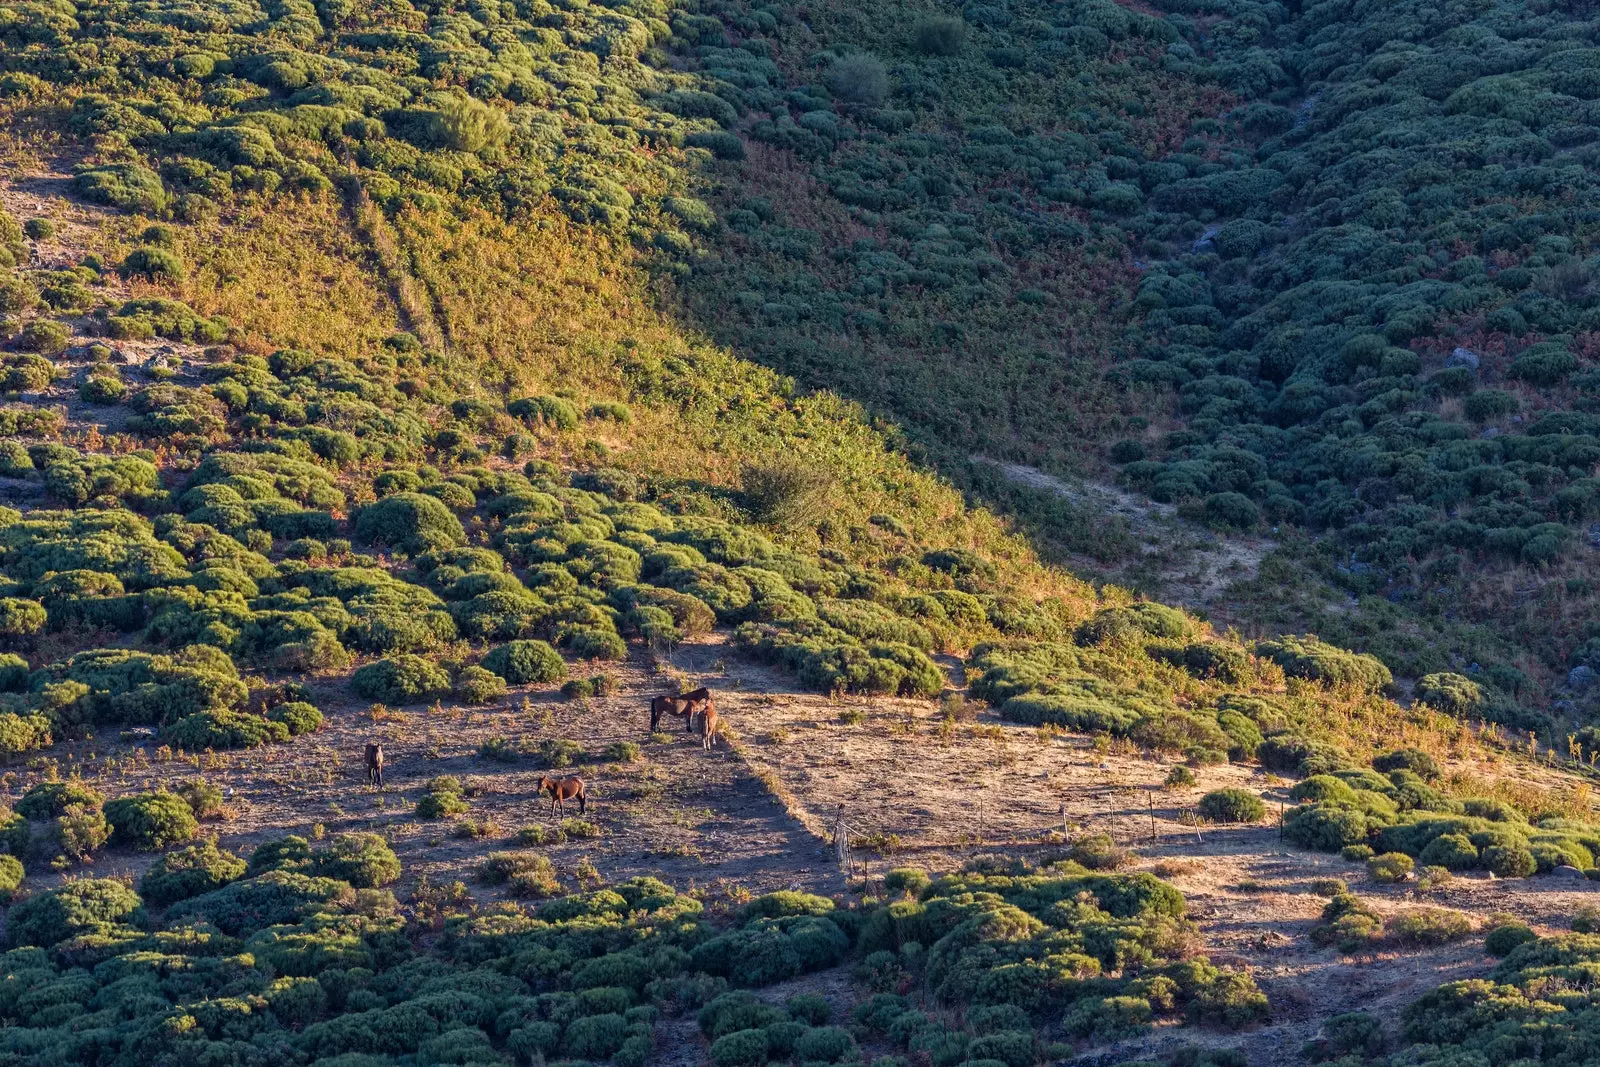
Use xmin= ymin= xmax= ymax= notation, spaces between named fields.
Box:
xmin=364 ymin=743 xmax=384 ymax=789
xmin=695 ymin=701 xmax=719 ymax=752
xmin=536 ymin=774 xmax=587 ymax=816
xmin=649 ymin=687 xmax=711 ymax=733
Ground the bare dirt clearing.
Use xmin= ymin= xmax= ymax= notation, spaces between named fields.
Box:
xmin=971 ymin=455 xmax=1277 ymax=611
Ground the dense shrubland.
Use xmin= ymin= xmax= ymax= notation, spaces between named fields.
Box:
xmin=0 ymin=836 xmax=1261 ymax=1064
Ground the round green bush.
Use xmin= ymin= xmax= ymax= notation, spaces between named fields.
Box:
xmin=1340 ymin=844 xmax=1374 ymax=862
xmin=351 ymin=654 xmax=450 ymax=704
xmin=105 ymin=790 xmax=200 ymax=851
xmin=140 ymin=841 xmax=247 ymax=906
xmin=882 ymin=867 xmax=930 ymax=896
xmin=825 ymin=54 xmax=888 ymax=107
xmin=508 ymin=394 xmax=580 ymax=431
xmin=454 ymin=665 xmax=508 ymax=705
xmin=0 ymin=853 xmax=22 ymax=901
xmin=1418 ymin=833 xmax=1479 ymax=871
xmin=0 ymin=598 xmax=44 ymax=639
xmin=80 ymin=373 xmax=127 ymax=405
xmin=416 ymin=777 xmax=470 ymax=819
xmin=311 ymin=832 xmax=400 ymax=887
xmin=1198 ymin=788 xmax=1266 ymax=823
xmin=121 ymin=246 xmax=185 ymax=282
xmin=16 ymin=780 xmax=102 ymax=820
xmin=1484 ymin=923 xmax=1538 ymax=957
xmin=1201 ymin=491 xmax=1261 ymax=530
xmin=355 ymin=492 xmax=466 ymax=555
xmin=1372 ymin=748 xmax=1440 ymax=780
xmin=482 ymin=639 xmax=567 ymax=684
xmin=1368 ymin=852 xmax=1414 ymax=884
xmin=563 ymin=1013 xmax=629 ymax=1059
xmin=7 ymin=878 xmax=143 ymax=947
xmin=559 ymin=625 xmax=627 ymax=661
xmin=793 ymin=1025 xmax=858 ymax=1063
xmin=266 ymin=701 xmax=323 ymax=735
xmin=913 ymin=15 xmax=966 ymax=54
xmin=23 ymin=218 xmax=54 ymax=240
xmin=710 ymin=1029 xmax=769 ymax=1067
xmin=1482 ymin=844 xmax=1537 ymax=878
xmin=163 ymin=709 xmax=288 ymax=749
xmin=17 ymin=319 xmax=69 ymax=356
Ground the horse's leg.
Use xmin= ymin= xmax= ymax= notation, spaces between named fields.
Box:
xmin=578 ymin=791 xmax=586 ymax=815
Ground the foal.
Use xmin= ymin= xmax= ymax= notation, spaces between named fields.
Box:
xmin=535 ymin=774 xmax=587 ymax=816
xmin=695 ymin=701 xmax=719 ymax=752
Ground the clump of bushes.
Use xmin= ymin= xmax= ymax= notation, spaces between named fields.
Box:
xmin=140 ymin=840 xmax=247 ymax=906
xmin=483 ymin=639 xmax=566 ymax=684
xmin=1198 ymin=788 xmax=1266 ymax=824
xmin=104 ymin=790 xmax=199 ymax=851
xmin=352 ymin=654 xmax=451 ymax=704
xmin=416 ymin=776 xmax=470 ymax=818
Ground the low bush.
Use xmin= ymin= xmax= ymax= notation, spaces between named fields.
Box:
xmin=1389 ymin=908 xmax=1473 ymax=947
xmin=1198 ymin=788 xmax=1266 ymax=823
xmin=455 ymin=665 xmax=507 ymax=704
xmin=482 ymin=639 xmax=566 ymax=684
xmin=104 ymin=790 xmax=199 ymax=851
xmin=1368 ymin=852 xmax=1414 ymax=884
xmin=352 ymin=654 xmax=450 ymax=704
xmin=140 ymin=841 xmax=246 ymax=906
xmin=310 ymin=832 xmax=400 ymax=887
xmin=1484 ymin=923 xmax=1537 ymax=957
xmin=266 ymin=700 xmax=323 ymax=735
xmin=416 ymin=777 xmax=469 ymax=819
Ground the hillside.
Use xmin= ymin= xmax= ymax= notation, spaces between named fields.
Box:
xmin=0 ymin=2 xmax=1597 ymax=1067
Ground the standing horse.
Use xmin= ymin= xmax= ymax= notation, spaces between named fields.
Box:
xmin=695 ymin=701 xmax=719 ymax=752
xmin=649 ymin=687 xmax=712 ymax=733
xmin=536 ymin=774 xmax=587 ymax=816
xmin=364 ymin=743 xmax=384 ymax=789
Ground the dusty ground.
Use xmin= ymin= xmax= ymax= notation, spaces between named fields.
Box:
xmin=971 ymin=455 xmax=1277 ymax=611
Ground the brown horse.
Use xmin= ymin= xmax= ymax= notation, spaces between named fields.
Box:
xmin=695 ymin=701 xmax=719 ymax=752
xmin=364 ymin=743 xmax=384 ymax=789
xmin=536 ymin=774 xmax=587 ymax=816
xmin=649 ymin=687 xmax=711 ymax=733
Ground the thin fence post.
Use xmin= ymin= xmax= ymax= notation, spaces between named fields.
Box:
xmin=1149 ymin=792 xmax=1156 ymax=844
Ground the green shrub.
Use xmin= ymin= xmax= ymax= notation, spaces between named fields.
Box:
xmin=710 ymin=1028 xmax=768 ymax=1067
xmin=883 ymin=867 xmax=929 ymax=895
xmin=482 ymin=639 xmax=567 ymax=684
xmin=163 ymin=709 xmax=288 ymax=749
xmin=509 ymin=394 xmax=579 ymax=431
xmin=912 ymin=16 xmax=966 ymax=54
xmin=355 ymin=493 xmax=466 ymax=555
xmin=0 ymin=854 xmax=21 ymax=901
xmin=104 ymin=790 xmax=199 ymax=851
xmin=16 ymin=781 xmax=102 ymax=819
xmin=1368 ymin=852 xmax=1414 ymax=884
xmin=23 ymin=218 xmax=54 ymax=240
xmin=310 ymin=832 xmax=400 ymax=887
xmin=121 ymin=246 xmax=185 ymax=281
xmin=6 ymin=878 xmax=143 ymax=947
xmin=267 ymin=701 xmax=323 ymax=735
xmin=1373 ymin=748 xmax=1440 ymax=780
xmin=352 ymin=654 xmax=450 ymax=704
xmin=176 ymin=778 xmax=226 ymax=819
xmin=1389 ymin=908 xmax=1473 ymax=947
xmin=793 ymin=1025 xmax=857 ymax=1062
xmin=1417 ymin=833 xmax=1478 ymax=871
xmin=539 ymin=738 xmax=585 ymax=768
xmin=564 ymin=1012 xmax=629 ymax=1058
xmin=825 ymin=54 xmax=888 ymax=107
xmin=1481 ymin=844 xmax=1537 ymax=878
xmin=140 ymin=841 xmax=246 ymax=906
xmin=605 ymin=740 xmax=640 ymax=763
xmin=1484 ymin=923 xmax=1537 ymax=957
xmin=1339 ymin=844 xmax=1373 ymax=862
xmin=416 ymin=777 xmax=470 ymax=819
xmin=17 ymin=320 xmax=69 ymax=357
xmin=454 ymin=665 xmax=507 ymax=704
xmin=1198 ymin=789 xmax=1265 ymax=823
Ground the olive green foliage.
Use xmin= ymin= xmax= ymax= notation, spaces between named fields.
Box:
xmin=351 ymin=654 xmax=450 ymax=705
xmin=104 ymin=790 xmax=200 ymax=851
xmin=482 ymin=639 xmax=567 ymax=685
xmin=1197 ymin=789 xmax=1265 ymax=824
xmin=416 ymin=776 xmax=470 ymax=819
xmin=140 ymin=841 xmax=247 ymax=907
xmin=309 ymin=832 xmax=400 ymax=888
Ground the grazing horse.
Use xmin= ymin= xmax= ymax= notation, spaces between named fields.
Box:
xmin=536 ymin=774 xmax=587 ymax=816
xmin=649 ymin=687 xmax=712 ymax=733
xmin=695 ymin=701 xmax=719 ymax=752
xmin=364 ymin=743 xmax=385 ymax=789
